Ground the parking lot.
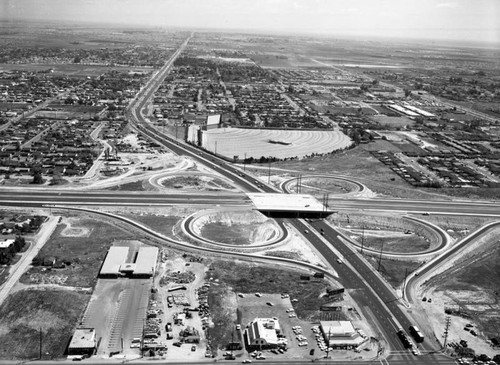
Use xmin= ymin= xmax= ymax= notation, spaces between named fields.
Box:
xmin=81 ymin=278 xmax=152 ymax=357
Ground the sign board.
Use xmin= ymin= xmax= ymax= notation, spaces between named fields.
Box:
xmin=327 ymin=288 xmax=345 ymax=296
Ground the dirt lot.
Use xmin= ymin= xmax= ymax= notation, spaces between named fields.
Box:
xmin=0 ymin=287 xmax=89 ymax=359
xmin=192 ymin=210 xmax=277 ymax=246
xmin=414 ymin=230 xmax=500 ymax=358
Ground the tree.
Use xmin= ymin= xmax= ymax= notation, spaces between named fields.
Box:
xmin=404 ymin=89 xmax=412 ymax=98
xmin=13 ymin=236 xmax=25 ymax=251
xmin=32 ymin=167 xmax=44 ymax=185
xmin=492 ymin=354 xmax=500 ymax=364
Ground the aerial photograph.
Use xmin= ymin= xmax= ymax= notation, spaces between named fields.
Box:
xmin=0 ymin=0 xmax=499 ymax=363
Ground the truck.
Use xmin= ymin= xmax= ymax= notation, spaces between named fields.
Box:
xmin=397 ymin=329 xmax=413 ymax=349
xmin=409 ymin=325 xmax=424 ymax=343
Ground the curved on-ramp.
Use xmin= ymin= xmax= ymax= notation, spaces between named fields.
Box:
xmin=335 ymin=215 xmax=451 ymax=259
xmin=181 ymin=210 xmax=288 ymax=251
xmin=404 ymin=220 xmax=500 ymax=304
xmin=280 ymin=174 xmax=366 ymax=195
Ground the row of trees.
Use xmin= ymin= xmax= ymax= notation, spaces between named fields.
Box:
xmin=0 ymin=236 xmax=26 ymax=265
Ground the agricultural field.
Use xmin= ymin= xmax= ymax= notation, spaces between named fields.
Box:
xmin=202 ymin=128 xmax=352 ymax=160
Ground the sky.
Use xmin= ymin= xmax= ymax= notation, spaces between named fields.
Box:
xmin=1 ymin=0 xmax=499 ymax=44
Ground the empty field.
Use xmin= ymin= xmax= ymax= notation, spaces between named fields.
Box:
xmin=0 ymin=288 xmax=89 ymax=360
xmin=201 ymin=128 xmax=352 ymax=160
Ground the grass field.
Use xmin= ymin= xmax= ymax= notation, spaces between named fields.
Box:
xmin=0 ymin=288 xmax=89 ymax=359
xmin=21 ymin=217 xmax=139 ymax=288
xmin=356 ymin=234 xmax=430 ymax=254
xmin=121 ymin=213 xmax=183 ymax=238
xmin=268 ymin=146 xmax=457 ymax=201
xmin=366 ymin=257 xmax=423 ymax=288
xmin=160 ymin=175 xmax=235 ymax=191
xmin=107 ymin=180 xmax=146 ymax=191
xmin=202 ymin=128 xmax=352 ymax=160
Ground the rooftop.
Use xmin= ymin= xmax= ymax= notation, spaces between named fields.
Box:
xmin=68 ymin=328 xmax=96 ymax=349
xmin=134 ymin=246 xmax=159 ymax=276
xmin=99 ymin=246 xmax=129 ymax=276
xmin=0 ymin=239 xmax=15 ymax=249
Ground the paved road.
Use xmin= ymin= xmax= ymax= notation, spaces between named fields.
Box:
xmin=0 ymin=216 xmax=59 ymax=306
xmin=8 ymin=352 xmax=457 ymax=364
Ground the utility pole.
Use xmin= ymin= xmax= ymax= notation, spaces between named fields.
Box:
xmin=267 ymin=159 xmax=271 ymax=184
xmin=325 ymin=327 xmax=332 ymax=359
xmin=244 ymin=152 xmax=246 ymax=171
xmin=377 ymin=241 xmax=384 ymax=272
xmin=360 ymin=224 xmax=365 ymax=255
xmin=443 ymin=316 xmax=451 ymax=349
xmin=39 ymin=327 xmax=42 ymax=359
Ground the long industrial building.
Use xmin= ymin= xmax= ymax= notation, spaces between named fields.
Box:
xmin=99 ymin=245 xmax=158 ymax=278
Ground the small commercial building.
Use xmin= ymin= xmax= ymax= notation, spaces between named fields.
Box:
xmin=245 ymin=318 xmax=281 ymax=350
xmin=133 ymin=246 xmax=159 ymax=278
xmin=320 ymin=321 xmax=366 ymax=349
xmin=68 ymin=328 xmax=96 ymax=357
xmin=99 ymin=245 xmax=158 ymax=278
xmin=99 ymin=246 xmax=129 ymax=278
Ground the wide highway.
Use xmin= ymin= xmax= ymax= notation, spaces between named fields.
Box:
xmin=333 ymin=198 xmax=500 ymax=217
xmin=0 ymin=190 xmax=250 ymax=207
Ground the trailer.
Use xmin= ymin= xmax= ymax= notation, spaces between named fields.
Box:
xmin=409 ymin=325 xmax=424 ymax=343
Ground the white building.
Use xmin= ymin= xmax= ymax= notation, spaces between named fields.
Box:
xmin=246 ymin=318 xmax=281 ymax=349
xmin=320 ymin=321 xmax=366 ymax=349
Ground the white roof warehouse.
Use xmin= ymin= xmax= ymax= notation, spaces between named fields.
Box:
xmin=99 ymin=245 xmax=158 ymax=278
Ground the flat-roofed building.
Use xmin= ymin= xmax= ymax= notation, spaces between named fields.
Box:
xmin=320 ymin=320 xmax=366 ymax=349
xmin=99 ymin=246 xmax=129 ymax=277
xmin=68 ymin=328 xmax=96 ymax=357
xmin=133 ymin=246 xmax=159 ymax=278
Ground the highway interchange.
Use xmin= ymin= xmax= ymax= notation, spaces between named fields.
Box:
xmin=1 ymin=35 xmax=498 ymax=365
